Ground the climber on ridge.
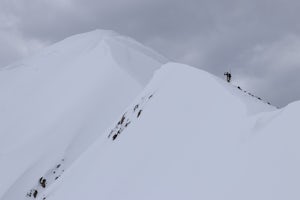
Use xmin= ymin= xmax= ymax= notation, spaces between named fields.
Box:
xmin=224 ymin=71 xmax=232 ymax=83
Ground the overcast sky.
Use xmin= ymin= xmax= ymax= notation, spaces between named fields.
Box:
xmin=1 ymin=0 xmax=300 ymax=107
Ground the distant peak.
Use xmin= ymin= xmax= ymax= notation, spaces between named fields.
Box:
xmin=83 ymin=29 xmax=120 ymax=38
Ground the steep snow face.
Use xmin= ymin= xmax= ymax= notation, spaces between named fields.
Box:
xmin=1 ymin=30 xmax=298 ymax=200
xmin=0 ymin=30 xmax=167 ymax=200
xmin=33 ymin=63 xmax=299 ymax=200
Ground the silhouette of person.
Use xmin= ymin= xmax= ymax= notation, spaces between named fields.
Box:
xmin=224 ymin=72 xmax=231 ymax=83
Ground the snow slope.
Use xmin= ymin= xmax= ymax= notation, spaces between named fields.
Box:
xmin=0 ymin=30 xmax=167 ymax=199
xmin=46 ymin=63 xmax=299 ymax=200
xmin=1 ymin=30 xmax=300 ymax=200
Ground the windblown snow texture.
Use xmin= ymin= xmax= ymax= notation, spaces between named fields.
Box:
xmin=1 ymin=30 xmax=299 ymax=200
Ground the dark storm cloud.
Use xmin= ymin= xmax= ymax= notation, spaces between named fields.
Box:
xmin=1 ymin=0 xmax=300 ymax=107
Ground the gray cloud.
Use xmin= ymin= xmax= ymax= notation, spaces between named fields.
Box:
xmin=1 ymin=0 xmax=300 ymax=107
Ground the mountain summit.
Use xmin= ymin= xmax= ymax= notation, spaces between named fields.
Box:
xmin=1 ymin=30 xmax=299 ymax=200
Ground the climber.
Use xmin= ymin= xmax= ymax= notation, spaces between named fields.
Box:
xmin=224 ymin=72 xmax=232 ymax=83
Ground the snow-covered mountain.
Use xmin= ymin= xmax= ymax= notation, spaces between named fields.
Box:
xmin=1 ymin=30 xmax=299 ymax=200
xmin=0 ymin=30 xmax=167 ymax=199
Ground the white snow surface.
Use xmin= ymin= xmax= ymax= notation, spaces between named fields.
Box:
xmin=0 ymin=29 xmax=166 ymax=200
xmin=1 ymin=30 xmax=300 ymax=200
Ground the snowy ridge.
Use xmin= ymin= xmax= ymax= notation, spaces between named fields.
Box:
xmin=0 ymin=30 xmax=166 ymax=200
xmin=1 ymin=31 xmax=299 ymax=200
xmin=47 ymin=63 xmax=299 ymax=200
xmin=1 ymin=30 xmax=167 ymax=84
